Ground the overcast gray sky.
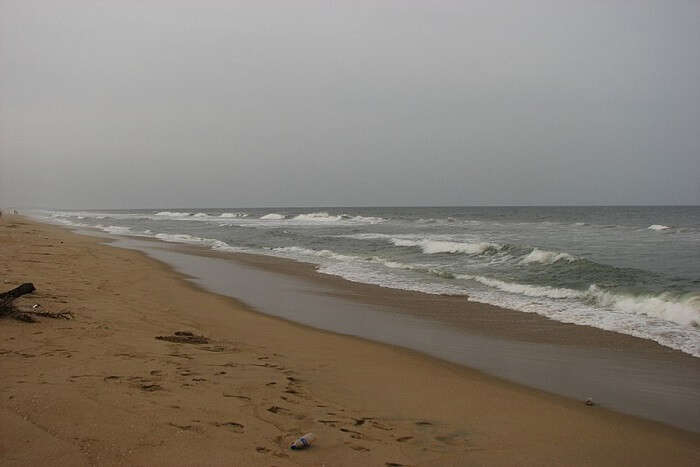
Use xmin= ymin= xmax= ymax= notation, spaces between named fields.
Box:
xmin=1 ymin=0 xmax=698 ymax=208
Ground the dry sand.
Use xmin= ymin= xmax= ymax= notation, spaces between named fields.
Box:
xmin=1 ymin=215 xmax=699 ymax=466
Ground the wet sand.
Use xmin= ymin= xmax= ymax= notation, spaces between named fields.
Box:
xmin=115 ymin=238 xmax=700 ymax=432
xmin=1 ymin=215 xmax=699 ymax=466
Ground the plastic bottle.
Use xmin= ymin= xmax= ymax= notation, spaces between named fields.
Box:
xmin=290 ymin=433 xmax=316 ymax=450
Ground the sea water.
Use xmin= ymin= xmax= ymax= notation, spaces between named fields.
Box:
xmin=32 ymin=206 xmax=700 ymax=357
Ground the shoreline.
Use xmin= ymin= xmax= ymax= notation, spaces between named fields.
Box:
xmin=2 ymin=215 xmax=699 ymax=465
xmin=108 ymin=233 xmax=700 ymax=432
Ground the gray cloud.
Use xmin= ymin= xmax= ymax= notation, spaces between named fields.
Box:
xmin=2 ymin=0 xmax=699 ymax=208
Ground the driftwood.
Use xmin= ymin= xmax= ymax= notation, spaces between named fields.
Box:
xmin=0 ymin=283 xmax=35 ymax=314
xmin=0 ymin=283 xmax=72 ymax=321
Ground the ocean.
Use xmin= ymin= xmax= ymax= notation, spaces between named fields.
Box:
xmin=33 ymin=206 xmax=700 ymax=357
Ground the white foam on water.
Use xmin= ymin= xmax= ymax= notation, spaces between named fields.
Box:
xmin=271 ymin=246 xmax=356 ymax=262
xmin=520 ymin=248 xmax=577 ymax=265
xmin=263 ymin=241 xmax=700 ymax=356
xmin=101 ymin=225 xmax=134 ymax=235
xmin=154 ymin=211 xmax=192 ymax=217
xmin=456 ymin=274 xmax=584 ymax=299
xmin=260 ymin=213 xmax=286 ymax=220
xmin=292 ymin=212 xmax=343 ymax=222
xmin=392 ymin=238 xmax=502 ymax=255
xmin=648 ymin=224 xmax=671 ymax=231
xmin=153 ymin=233 xmax=242 ymax=252
xmin=290 ymin=212 xmax=385 ymax=223
xmin=219 ymin=212 xmax=247 ymax=218
xmin=339 ymin=233 xmax=501 ymax=255
xmin=587 ymin=285 xmax=700 ymax=328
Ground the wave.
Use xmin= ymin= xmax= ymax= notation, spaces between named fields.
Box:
xmin=292 ymin=212 xmax=343 ymax=222
xmin=648 ymin=224 xmax=671 ymax=231
xmin=392 ymin=238 xmax=502 ymax=255
xmin=155 ymin=211 xmax=191 ymax=217
xmin=457 ymin=274 xmax=584 ymax=299
xmin=339 ymin=233 xmax=504 ymax=256
xmin=219 ymin=212 xmax=247 ymax=218
xmin=520 ymin=248 xmax=576 ymax=265
xmin=291 ymin=212 xmax=385 ymax=223
xmin=588 ymin=285 xmax=699 ymax=328
xmin=456 ymin=274 xmax=700 ymax=329
xmin=153 ymin=233 xmax=240 ymax=252
xmin=271 ymin=246 xmax=356 ymax=262
xmin=347 ymin=215 xmax=385 ymax=223
xmin=260 ymin=213 xmax=285 ymax=220
xmin=271 ymin=246 xmax=447 ymax=277
xmin=101 ymin=225 xmax=134 ymax=235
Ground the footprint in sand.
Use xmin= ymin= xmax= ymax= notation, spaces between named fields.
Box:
xmin=349 ymin=444 xmax=370 ymax=452
xmin=218 ymin=422 xmax=244 ymax=433
xmin=371 ymin=421 xmax=393 ymax=431
xmin=340 ymin=428 xmax=363 ymax=439
xmin=267 ymin=405 xmax=290 ymax=415
xmin=168 ymin=422 xmax=193 ymax=431
xmin=223 ymin=393 xmax=251 ymax=401
xmin=140 ymin=383 xmax=162 ymax=391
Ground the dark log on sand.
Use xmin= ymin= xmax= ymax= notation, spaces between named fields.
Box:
xmin=1 ymin=283 xmax=72 ymax=321
xmin=0 ymin=283 xmax=36 ymax=314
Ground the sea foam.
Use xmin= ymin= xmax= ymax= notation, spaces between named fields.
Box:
xmin=648 ymin=224 xmax=671 ymax=231
xmin=392 ymin=238 xmax=501 ymax=255
xmin=290 ymin=212 xmax=385 ymax=223
xmin=260 ymin=213 xmax=285 ymax=220
xmin=155 ymin=211 xmax=191 ymax=217
xmin=457 ymin=274 xmax=585 ymax=299
xmin=154 ymin=233 xmax=240 ymax=252
xmin=520 ymin=248 xmax=576 ymax=265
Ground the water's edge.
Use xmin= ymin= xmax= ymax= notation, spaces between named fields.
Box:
xmin=89 ymin=229 xmax=700 ymax=433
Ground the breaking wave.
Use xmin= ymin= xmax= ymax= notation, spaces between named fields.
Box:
xmin=154 ymin=211 xmax=191 ymax=217
xmin=260 ymin=213 xmax=286 ymax=220
xmin=456 ymin=275 xmax=700 ymax=329
xmin=457 ymin=274 xmax=585 ymax=299
xmin=100 ymin=225 xmax=134 ymax=235
xmin=520 ymin=248 xmax=576 ymax=265
xmin=648 ymin=224 xmax=671 ymax=231
xmin=391 ymin=238 xmax=502 ymax=255
xmin=271 ymin=246 xmax=356 ymax=262
xmin=153 ymin=233 xmax=241 ymax=252
xmin=291 ymin=212 xmax=384 ymax=223
xmin=588 ymin=285 xmax=700 ymax=328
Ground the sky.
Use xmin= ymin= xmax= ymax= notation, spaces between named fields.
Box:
xmin=1 ymin=0 xmax=699 ymax=208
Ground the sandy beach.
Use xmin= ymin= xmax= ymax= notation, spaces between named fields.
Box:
xmin=1 ymin=215 xmax=699 ymax=466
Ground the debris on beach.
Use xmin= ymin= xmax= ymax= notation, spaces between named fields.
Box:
xmin=155 ymin=331 xmax=209 ymax=344
xmin=290 ymin=432 xmax=316 ymax=450
xmin=585 ymin=397 xmax=595 ymax=406
xmin=1 ymin=283 xmax=73 ymax=321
